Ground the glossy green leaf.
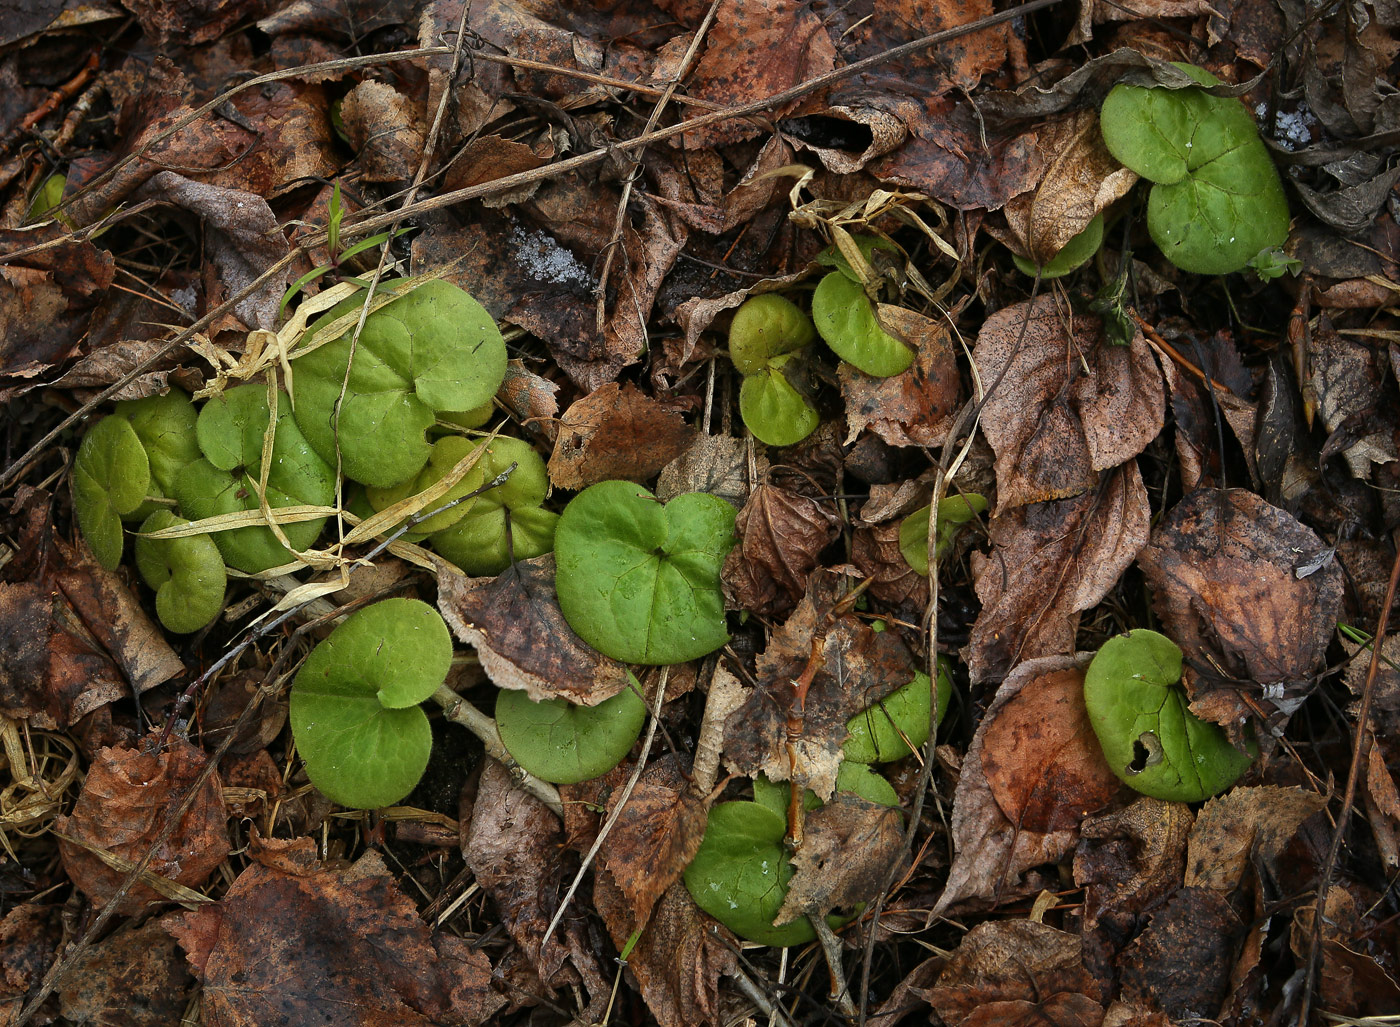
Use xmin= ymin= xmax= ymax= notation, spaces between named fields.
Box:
xmin=554 ymin=481 xmax=735 ymax=664
xmin=292 ymin=280 xmax=508 ymax=487
xmin=728 ymin=294 xmax=816 ymax=375
xmin=1100 ymin=64 xmax=1289 ymax=275
xmin=289 ymin=598 xmax=453 ymax=808
xmin=1011 ymin=214 xmax=1104 ymax=279
xmin=113 ymin=390 xmax=200 ymax=501
xmin=811 ymin=272 xmax=914 ymax=377
xmin=173 ymin=385 xmax=335 ymax=573
xmin=494 ymin=678 xmax=647 ymax=784
xmin=739 ymin=366 xmax=819 ymax=447
xmin=133 ymin=511 xmax=226 ymax=634
xmin=72 ymin=416 xmax=150 ymax=569
xmin=897 ymin=494 xmax=988 ymax=576
xmin=843 ymin=665 xmax=953 ymax=764
xmin=1083 ymin=629 xmax=1253 ymax=801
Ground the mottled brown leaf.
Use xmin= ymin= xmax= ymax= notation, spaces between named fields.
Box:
xmin=437 ymin=556 xmax=630 ymax=704
xmin=499 ymin=359 xmax=561 ymax=445
xmin=340 ymin=80 xmax=425 ymax=183
xmin=1137 ymin=488 xmax=1343 ymax=727
xmin=118 ymin=0 xmax=263 ymax=45
xmin=929 ymin=920 xmax=1103 ymax=1026
xmin=967 ymin=462 xmax=1149 ymax=684
xmin=0 ymin=905 xmax=61 ymax=1023
xmin=831 ymin=0 xmax=1007 ymax=96
xmin=851 ymin=517 xmax=932 ymax=610
xmin=724 ymin=576 xmax=917 ymax=800
xmin=0 ymin=224 xmax=113 ymax=378
xmin=599 ymin=755 xmax=709 ymax=928
xmin=1117 ymin=887 xmax=1244 ymax=1020
xmin=166 ymin=853 xmax=503 ymax=1027
xmin=935 ymin=655 xmax=1098 ymax=916
xmin=840 ymin=305 xmax=961 ymax=447
xmin=980 ymin=667 xmax=1122 ymax=833
xmin=548 ymin=383 xmax=695 ymax=489
xmin=1160 ymin=336 xmax=1259 ymax=492
xmin=1308 ymin=316 xmax=1398 ymax=478
xmin=56 ymin=734 xmax=230 ymax=915
xmin=776 ymin=794 xmax=906 ymax=924
xmin=657 ymin=433 xmax=762 ymax=508
xmin=974 ymin=297 xmax=1164 ymax=513
xmin=1185 ymin=786 xmax=1328 ymax=892
xmin=722 ymin=482 xmax=839 ymax=618
xmin=57 ymin=921 xmax=192 ymax=1027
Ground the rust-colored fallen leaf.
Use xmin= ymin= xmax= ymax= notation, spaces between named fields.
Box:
xmin=966 ymin=462 xmax=1149 ymax=684
xmin=722 ymin=482 xmax=839 ymax=618
xmin=341 ymin=80 xmax=425 ymax=183
xmin=0 ymin=224 xmax=114 ymax=379
xmin=0 ymin=905 xmax=61 ymax=1023
xmin=56 ymin=734 xmax=230 ymax=915
xmin=840 ymin=304 xmax=961 ymax=447
xmin=166 ymin=852 xmax=504 ymax=1027
xmin=57 ymin=921 xmax=192 ymax=1027
xmin=1117 ymin=887 xmax=1245 ymax=1020
xmin=1137 ymin=488 xmax=1344 ymax=729
xmin=548 ymin=383 xmax=695 ymax=489
xmin=1184 ymin=786 xmax=1328 ymax=893
xmin=974 ymin=297 xmax=1164 ymax=513
xmin=437 ymin=556 xmax=630 ymax=705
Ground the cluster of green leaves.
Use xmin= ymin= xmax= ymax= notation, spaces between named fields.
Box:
xmin=1083 ymin=629 xmax=1253 ymax=801
xmin=729 ymin=294 xmax=820 ymax=447
xmin=1100 ymin=63 xmax=1290 ymax=275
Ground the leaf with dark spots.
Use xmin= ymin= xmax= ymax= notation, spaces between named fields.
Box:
xmin=776 ymin=794 xmax=906 ymax=924
xmin=437 ymin=555 xmax=631 ymax=705
xmin=973 ymin=296 xmax=1164 ymax=514
xmin=722 ymin=482 xmax=840 ymax=618
xmin=967 ymin=462 xmax=1149 ymax=685
xmin=1137 ymin=488 xmax=1343 ymax=728
xmin=1117 ymin=887 xmax=1245 ymax=1020
xmin=723 ymin=575 xmax=918 ymax=800
xmin=548 ymin=382 xmax=696 ymax=489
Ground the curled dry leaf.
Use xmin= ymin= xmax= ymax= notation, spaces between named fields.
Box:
xmin=935 ymin=654 xmax=1107 ymax=916
xmin=973 ymin=297 xmax=1164 ymax=513
xmin=721 ymin=482 xmax=839 ymax=618
xmin=56 ymin=734 xmax=229 ymax=915
xmin=548 ymin=382 xmax=696 ymax=489
xmin=967 ymin=462 xmax=1149 ymax=684
xmin=437 ymin=556 xmax=630 ymax=705
xmin=1137 ymin=488 xmax=1343 ymax=728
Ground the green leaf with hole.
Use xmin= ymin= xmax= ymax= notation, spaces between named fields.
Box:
xmin=684 ymin=801 xmax=850 ymax=947
xmin=1083 ymin=629 xmax=1253 ymax=801
xmin=72 ymin=416 xmax=150 ymax=569
xmin=898 ymin=493 xmax=988 ymax=576
xmin=554 ymin=481 xmax=735 ymax=664
xmin=173 ymin=385 xmax=335 ymax=573
xmin=495 ymin=677 xmax=647 ymax=784
xmin=1099 ymin=63 xmax=1289 ymax=275
xmin=292 ymin=280 xmax=508 ymax=488
xmin=133 ymin=511 xmax=226 ymax=634
xmin=289 ymin=598 xmax=452 ymax=808
xmin=1012 ymin=214 xmax=1105 ymax=279
xmin=844 ymin=663 xmax=953 ymax=764
xmin=811 ymin=272 xmax=913 ymax=377
xmin=739 ymin=365 xmax=819 ymax=447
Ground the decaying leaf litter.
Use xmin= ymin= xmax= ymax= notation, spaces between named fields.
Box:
xmin=1 ymin=0 xmax=1398 ymax=1022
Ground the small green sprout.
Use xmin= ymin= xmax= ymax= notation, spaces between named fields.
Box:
xmin=494 ymin=677 xmax=647 ymax=784
xmin=1099 ymin=63 xmax=1289 ymax=275
xmin=1083 ymin=629 xmax=1253 ymax=801
xmin=288 ymin=598 xmax=453 ymax=809
xmin=729 ymin=294 xmax=820 ymax=448
xmin=897 ymin=493 xmax=988 ymax=576
xmin=554 ymin=481 xmax=736 ymax=665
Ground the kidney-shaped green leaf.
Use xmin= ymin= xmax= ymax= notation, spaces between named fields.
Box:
xmin=843 ymin=664 xmax=953 ymax=764
xmin=72 ymin=415 xmax=151 ymax=569
xmin=289 ymin=598 xmax=453 ymax=809
xmin=174 ymin=385 xmax=335 ymax=573
xmin=133 ymin=511 xmax=226 ymax=634
xmin=739 ymin=366 xmax=819 ymax=448
xmin=292 ymin=280 xmax=508 ymax=488
xmin=1083 ymin=629 xmax=1253 ymax=802
xmin=728 ymin=293 xmax=816 ymax=376
xmin=811 ymin=272 xmax=914 ymax=378
xmin=114 ymin=390 xmax=200 ymax=499
xmin=554 ymin=481 xmax=735 ymax=664
xmin=495 ymin=677 xmax=647 ymax=784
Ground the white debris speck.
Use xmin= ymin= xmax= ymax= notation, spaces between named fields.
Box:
xmin=510 ymin=223 xmax=592 ymax=288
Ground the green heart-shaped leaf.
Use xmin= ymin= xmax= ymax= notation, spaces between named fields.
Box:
xmin=811 ymin=272 xmax=914 ymax=377
xmin=843 ymin=664 xmax=953 ymax=764
xmin=1083 ymin=629 xmax=1253 ymax=801
xmin=554 ymin=481 xmax=735 ymax=664
xmin=494 ymin=677 xmax=647 ymax=784
xmin=432 ymin=504 xmax=558 ymax=576
xmin=133 ymin=511 xmax=227 ymax=634
xmin=739 ymin=366 xmax=819 ymax=447
xmin=292 ymin=280 xmax=508 ymax=488
xmin=728 ymin=294 xmax=816 ymax=375
xmin=898 ymin=494 xmax=988 ymax=576
xmin=174 ymin=385 xmax=335 ymax=573
xmin=72 ymin=416 xmax=151 ymax=569
xmin=1099 ymin=64 xmax=1289 ymax=275
xmin=289 ymin=598 xmax=453 ymax=808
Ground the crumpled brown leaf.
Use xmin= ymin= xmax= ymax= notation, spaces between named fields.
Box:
xmin=0 ymin=224 xmax=114 ymax=380
xmin=548 ymin=383 xmax=695 ymax=489
xmin=1117 ymin=887 xmax=1245 ymax=1020
xmin=722 ymin=482 xmax=839 ymax=618
xmin=340 ymin=80 xmax=425 ymax=183
xmin=840 ymin=304 xmax=961 ymax=447
xmin=776 ymin=793 xmax=906 ymax=925
xmin=974 ymin=297 xmax=1164 ymax=513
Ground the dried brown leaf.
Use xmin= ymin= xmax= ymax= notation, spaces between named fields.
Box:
xmin=1117 ymin=887 xmax=1245 ymax=1020
xmin=57 ymin=921 xmax=192 ymax=1027
xmin=840 ymin=305 xmax=961 ymax=447
xmin=722 ymin=482 xmax=839 ymax=618
xmin=1184 ymin=786 xmax=1329 ymax=893
xmin=776 ymin=794 xmax=906 ymax=924
xmin=0 ymin=224 xmax=114 ymax=379
xmin=548 ymin=383 xmax=695 ymax=489
xmin=340 ymin=80 xmax=425 ymax=183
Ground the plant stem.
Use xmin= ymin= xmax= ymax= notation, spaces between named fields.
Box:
xmin=431 ymin=685 xmax=562 ymax=815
